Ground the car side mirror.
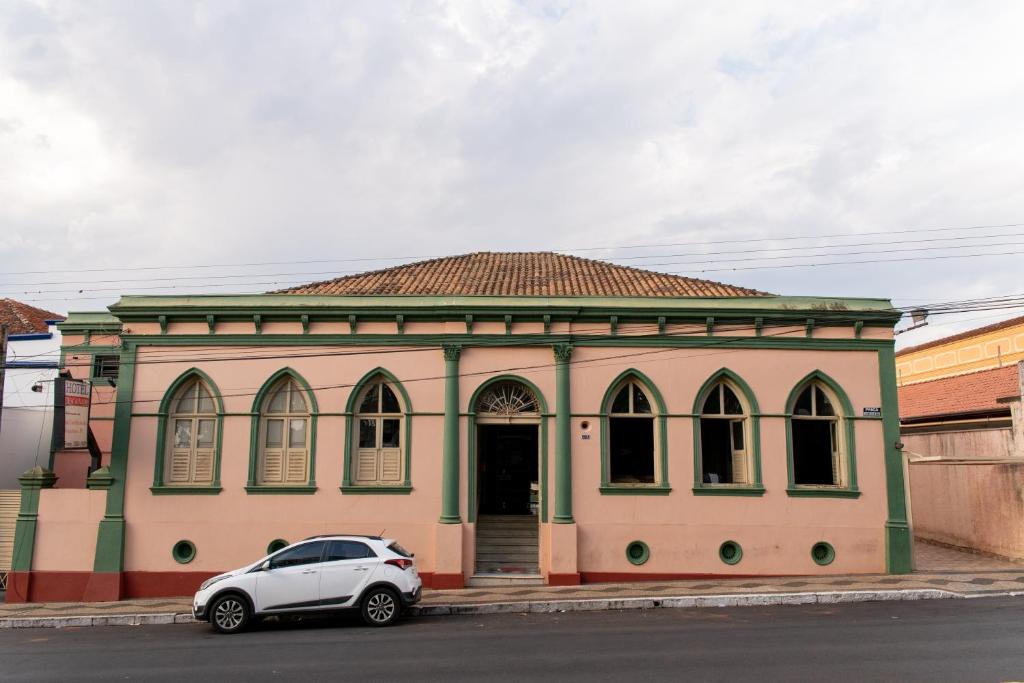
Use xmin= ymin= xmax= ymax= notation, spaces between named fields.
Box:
xmin=261 ymin=560 xmax=272 ymax=572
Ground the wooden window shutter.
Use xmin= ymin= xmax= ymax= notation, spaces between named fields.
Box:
xmin=729 ymin=419 xmax=747 ymax=484
xmin=380 ymin=449 xmax=402 ymax=482
xmin=286 ymin=449 xmax=307 ymax=483
xmin=355 ymin=450 xmax=379 ymax=483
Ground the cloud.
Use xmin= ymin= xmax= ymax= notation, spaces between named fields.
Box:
xmin=0 ymin=0 xmax=1022 ymax=348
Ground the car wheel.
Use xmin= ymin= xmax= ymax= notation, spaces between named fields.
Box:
xmin=210 ymin=594 xmax=250 ymax=634
xmin=361 ymin=587 xmax=400 ymax=627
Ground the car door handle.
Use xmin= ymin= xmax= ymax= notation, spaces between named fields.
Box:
xmin=301 ymin=569 xmax=318 ymax=575
xmin=354 ymin=567 xmax=369 ymax=572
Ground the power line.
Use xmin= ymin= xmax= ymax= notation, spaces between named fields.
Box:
xmin=6 ymin=232 xmax=1024 ymax=295
xmin=2 ymin=221 xmax=1022 ymax=279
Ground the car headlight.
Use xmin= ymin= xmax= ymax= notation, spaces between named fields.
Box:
xmin=199 ymin=574 xmax=231 ymax=591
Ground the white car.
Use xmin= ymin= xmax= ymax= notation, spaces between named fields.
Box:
xmin=192 ymin=535 xmax=422 ymax=633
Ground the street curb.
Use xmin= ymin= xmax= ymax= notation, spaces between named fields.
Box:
xmin=407 ymin=588 xmax=963 ymax=617
xmin=2 ymin=588 xmax=1010 ymax=629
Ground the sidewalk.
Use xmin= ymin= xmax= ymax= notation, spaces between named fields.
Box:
xmin=3 ymin=541 xmax=1022 ymax=628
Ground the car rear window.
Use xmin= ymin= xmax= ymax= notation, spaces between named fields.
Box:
xmin=387 ymin=542 xmax=412 ymax=558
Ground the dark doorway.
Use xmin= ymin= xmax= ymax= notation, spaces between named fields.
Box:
xmin=477 ymin=425 xmax=539 ymax=516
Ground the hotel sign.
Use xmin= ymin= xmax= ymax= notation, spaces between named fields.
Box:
xmin=54 ymin=378 xmax=91 ymax=450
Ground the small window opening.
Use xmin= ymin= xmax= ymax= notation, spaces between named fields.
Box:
xmin=792 ymin=384 xmax=842 ymax=486
xmin=608 ymin=381 xmax=656 ymax=484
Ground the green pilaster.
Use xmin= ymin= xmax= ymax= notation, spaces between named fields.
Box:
xmin=94 ymin=343 xmax=136 ymax=573
xmin=879 ymin=345 xmax=913 ymax=573
xmin=553 ymin=344 xmax=574 ymax=523
xmin=439 ymin=344 xmax=462 ymax=523
xmin=11 ymin=467 xmax=57 ymax=572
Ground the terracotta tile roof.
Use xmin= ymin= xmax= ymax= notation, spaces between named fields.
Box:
xmin=0 ymin=299 xmax=64 ymax=335
xmin=276 ymin=252 xmax=769 ymax=298
xmin=897 ymin=314 xmax=1024 ymax=357
xmin=899 ymin=365 xmax=1020 ymax=421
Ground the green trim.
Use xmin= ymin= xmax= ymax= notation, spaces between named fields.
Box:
xmin=268 ymin=539 xmax=289 ymax=554
xmin=691 ymin=486 xmax=765 ymax=496
xmin=625 ymin=540 xmax=650 ymax=565
xmin=598 ymin=368 xmax=670 ymax=491
xmin=719 ymin=540 xmax=743 ymax=565
xmin=108 ymin=293 xmax=900 ymax=316
xmin=553 ymin=344 xmax=574 ymax=523
xmin=811 ymin=541 xmax=836 ymax=566
xmin=246 ymin=368 xmax=319 ymax=490
xmin=94 ymin=344 xmax=137 ymax=573
xmin=599 ymin=485 xmax=672 ymax=496
xmin=879 ymin=346 xmax=913 ymax=573
xmin=691 ymin=368 xmax=763 ymax=492
xmin=150 ymin=486 xmax=223 ymax=495
xmin=440 ymin=345 xmax=462 ymax=523
xmin=172 ymin=539 xmax=196 ymax=564
xmin=245 ymin=485 xmax=318 ymax=495
xmin=785 ymin=487 xmax=861 ymax=498
xmin=115 ymin=333 xmax=895 ymax=352
xmin=466 ymin=374 xmax=550 ymax=523
xmin=341 ymin=367 xmax=414 ymax=491
xmin=340 ymin=485 xmax=413 ymax=495
xmin=152 ymin=367 xmax=226 ymax=491
xmin=12 ymin=467 xmax=57 ymax=572
xmin=783 ymin=370 xmax=860 ymax=496
xmin=86 ymin=467 xmax=115 ymax=490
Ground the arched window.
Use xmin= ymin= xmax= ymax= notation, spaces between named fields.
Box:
xmin=166 ymin=378 xmax=217 ymax=485
xmin=607 ymin=379 xmax=656 ymax=484
xmin=699 ymin=382 xmax=750 ymax=485
xmin=257 ymin=377 xmax=311 ymax=485
xmin=354 ymin=378 xmax=404 ymax=485
xmin=790 ymin=382 xmax=845 ymax=487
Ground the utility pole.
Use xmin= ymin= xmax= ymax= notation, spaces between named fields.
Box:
xmin=0 ymin=324 xmax=7 ymax=435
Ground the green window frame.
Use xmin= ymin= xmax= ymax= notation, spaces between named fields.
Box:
xmin=692 ymin=369 xmax=764 ymax=496
xmin=151 ymin=368 xmax=224 ymax=495
xmin=785 ymin=370 xmax=860 ymax=498
xmin=246 ymin=368 xmax=319 ymax=494
xmin=599 ymin=369 xmax=670 ymax=495
xmin=341 ymin=368 xmax=413 ymax=494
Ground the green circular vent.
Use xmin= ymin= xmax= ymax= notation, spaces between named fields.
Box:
xmin=172 ymin=540 xmax=196 ymax=565
xmin=625 ymin=540 xmax=650 ymax=565
xmin=267 ymin=539 xmax=289 ymax=554
xmin=811 ymin=542 xmax=835 ymax=566
xmin=719 ymin=540 xmax=743 ymax=565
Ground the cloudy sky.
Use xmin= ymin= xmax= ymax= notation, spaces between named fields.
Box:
xmin=2 ymin=1 xmax=1023 ymax=346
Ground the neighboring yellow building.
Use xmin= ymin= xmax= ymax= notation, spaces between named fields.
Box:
xmin=896 ymin=315 xmax=1024 ymax=386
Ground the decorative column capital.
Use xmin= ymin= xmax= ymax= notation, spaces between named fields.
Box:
xmin=442 ymin=344 xmax=462 ymax=362
xmin=553 ymin=344 xmax=573 ymax=362
xmin=18 ymin=466 xmax=57 ymax=490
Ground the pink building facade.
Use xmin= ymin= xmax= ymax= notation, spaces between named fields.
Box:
xmin=8 ymin=255 xmax=912 ymax=602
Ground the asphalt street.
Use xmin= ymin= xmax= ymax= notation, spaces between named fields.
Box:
xmin=2 ymin=596 xmax=1024 ymax=682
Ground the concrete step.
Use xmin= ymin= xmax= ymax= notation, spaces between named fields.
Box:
xmin=465 ymin=574 xmax=545 ymax=587
xmin=475 ymin=543 xmax=538 ymax=553
xmin=476 ymin=532 xmax=538 ymax=542
xmin=475 ymin=557 xmax=540 ymax=565
xmin=474 ymin=561 xmax=541 ymax=574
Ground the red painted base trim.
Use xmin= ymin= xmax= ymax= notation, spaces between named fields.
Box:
xmin=547 ymin=573 xmax=581 ymax=586
xmin=123 ymin=571 xmax=220 ymax=599
xmin=83 ymin=572 xmax=122 ymax=602
xmin=422 ymin=572 xmax=463 ymax=589
xmin=5 ymin=572 xmax=31 ymax=603
xmin=580 ymin=572 xmax=797 ymax=583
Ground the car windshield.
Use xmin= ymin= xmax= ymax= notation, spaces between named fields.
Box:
xmin=387 ymin=542 xmax=412 ymax=558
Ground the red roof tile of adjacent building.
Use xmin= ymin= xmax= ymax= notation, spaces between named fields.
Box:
xmin=899 ymin=365 xmax=1020 ymax=421
xmin=0 ymin=299 xmax=64 ymax=335
xmin=276 ymin=252 xmax=769 ymax=298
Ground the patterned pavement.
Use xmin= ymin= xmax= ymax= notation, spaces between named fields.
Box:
xmin=2 ymin=540 xmax=1022 ymax=619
